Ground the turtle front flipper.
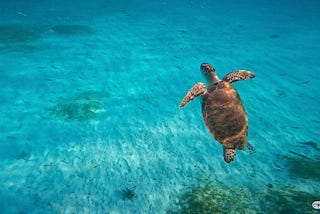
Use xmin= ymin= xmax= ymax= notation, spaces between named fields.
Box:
xmin=222 ymin=70 xmax=255 ymax=84
xmin=179 ymin=82 xmax=206 ymax=108
xmin=223 ymin=147 xmax=236 ymax=163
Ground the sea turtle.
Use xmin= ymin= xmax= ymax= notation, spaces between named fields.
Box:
xmin=179 ymin=63 xmax=255 ymax=163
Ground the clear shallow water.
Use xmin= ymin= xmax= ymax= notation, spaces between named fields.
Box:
xmin=0 ymin=0 xmax=319 ymax=213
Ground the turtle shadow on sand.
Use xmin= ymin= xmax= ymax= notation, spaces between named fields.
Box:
xmin=269 ymin=34 xmax=280 ymax=39
xmin=0 ymin=23 xmax=95 ymax=42
xmin=0 ymin=23 xmax=95 ymax=53
xmin=0 ymin=24 xmax=44 ymax=53
xmin=51 ymin=24 xmax=95 ymax=36
xmin=0 ymin=24 xmax=43 ymax=44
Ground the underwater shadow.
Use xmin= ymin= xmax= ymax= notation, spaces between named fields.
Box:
xmin=281 ymin=154 xmax=320 ymax=180
xmin=0 ymin=24 xmax=43 ymax=44
xmin=0 ymin=24 xmax=50 ymax=53
xmin=278 ymin=141 xmax=320 ymax=180
xmin=51 ymin=24 xmax=95 ymax=36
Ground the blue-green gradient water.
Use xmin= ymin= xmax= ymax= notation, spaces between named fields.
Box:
xmin=0 ymin=0 xmax=319 ymax=213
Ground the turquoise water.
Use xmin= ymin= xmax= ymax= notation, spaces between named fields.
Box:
xmin=0 ymin=0 xmax=319 ymax=213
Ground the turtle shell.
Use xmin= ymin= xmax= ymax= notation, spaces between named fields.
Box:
xmin=202 ymin=81 xmax=248 ymax=150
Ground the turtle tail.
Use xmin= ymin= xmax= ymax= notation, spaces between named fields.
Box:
xmin=223 ymin=147 xmax=236 ymax=163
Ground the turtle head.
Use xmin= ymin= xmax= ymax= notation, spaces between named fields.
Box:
xmin=200 ymin=62 xmax=220 ymax=85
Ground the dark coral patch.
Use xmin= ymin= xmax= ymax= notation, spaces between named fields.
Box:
xmin=171 ymin=179 xmax=318 ymax=214
xmin=173 ymin=181 xmax=251 ymax=213
xmin=121 ymin=186 xmax=137 ymax=201
xmin=49 ymin=91 xmax=102 ymax=122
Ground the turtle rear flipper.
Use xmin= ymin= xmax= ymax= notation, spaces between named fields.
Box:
xmin=223 ymin=147 xmax=236 ymax=163
xmin=223 ymin=70 xmax=255 ymax=83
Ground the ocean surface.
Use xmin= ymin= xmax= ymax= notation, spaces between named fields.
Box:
xmin=0 ymin=0 xmax=319 ymax=213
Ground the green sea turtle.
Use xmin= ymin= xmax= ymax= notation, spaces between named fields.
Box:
xmin=179 ymin=63 xmax=255 ymax=163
